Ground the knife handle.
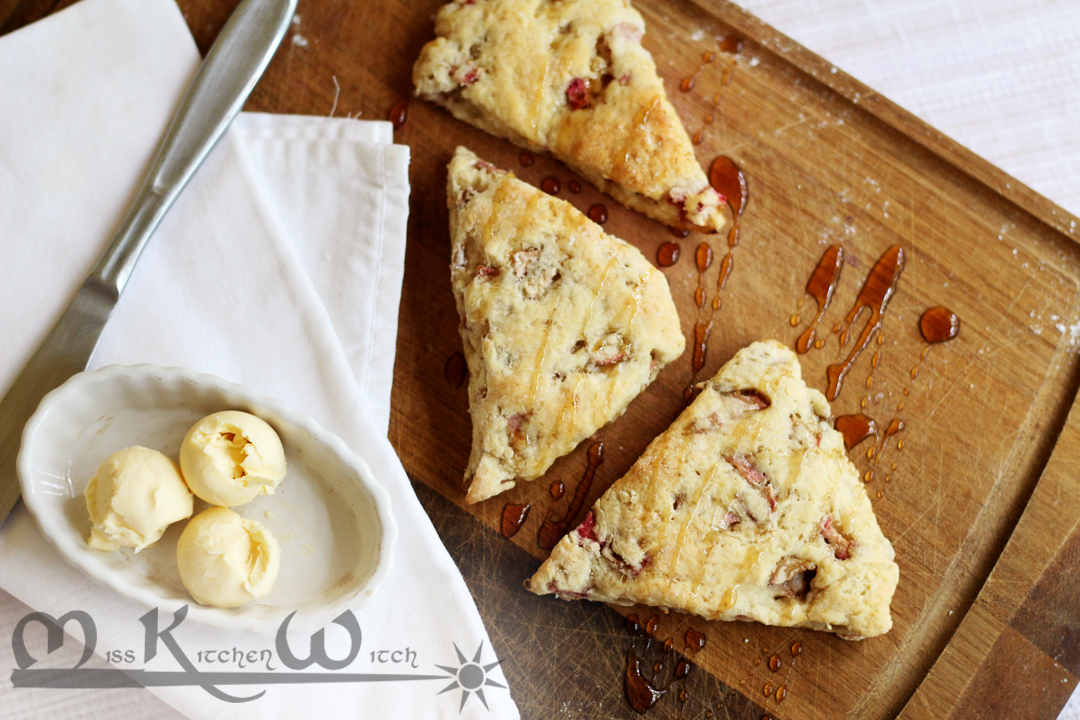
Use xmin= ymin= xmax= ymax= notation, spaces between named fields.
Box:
xmin=0 ymin=0 xmax=296 ymax=527
xmin=92 ymin=0 xmax=298 ymax=295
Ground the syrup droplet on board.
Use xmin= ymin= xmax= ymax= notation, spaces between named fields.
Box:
xmin=541 ymin=176 xmax=561 ymax=195
xmin=588 ymin=204 xmax=609 ymax=225
xmin=685 ymin=628 xmax=707 ymax=653
xmin=646 ymin=615 xmax=660 ymax=635
xmin=568 ymin=180 xmax=582 ymax=194
xmin=769 ymin=654 xmax=781 ymax=672
xmin=679 ymin=689 xmax=689 ymax=702
xmin=444 ymin=352 xmax=467 ymax=389
xmin=654 ymin=662 xmax=664 ymax=673
xmin=763 ymin=682 xmax=773 ymax=697
xmin=537 ymin=442 xmax=605 ymax=550
xmin=920 ymin=306 xmax=960 ymax=344
xmin=753 ymin=657 xmax=760 ymax=666
xmin=680 ymin=50 xmax=716 ymax=92
xmin=883 ymin=418 xmax=905 ymax=449
xmin=625 ymin=614 xmax=641 ymax=636
xmin=695 ymin=242 xmax=714 ymax=308
xmin=791 ymin=640 xmax=802 ymax=657
xmin=826 ymin=245 xmax=905 ymax=400
xmin=796 ymin=244 xmax=844 ymax=353
xmin=519 ymin=151 xmax=534 ymax=167
xmin=669 ymin=226 xmax=690 ymax=238
xmin=500 ymin=503 xmax=530 ymax=538
xmin=719 ymin=34 xmax=744 ymax=54
xmin=657 ymin=242 xmax=681 ymax=267
xmin=709 ymin=156 xmax=748 ymax=249
xmin=388 ymin=97 xmax=408 ymax=130
xmin=835 ymin=414 xmax=877 ymax=451
xmin=776 ymin=684 xmax=788 ymax=701
xmin=549 ymin=479 xmax=565 ymax=500
xmin=674 ymin=659 xmax=691 ymax=680
xmin=663 ymin=638 xmax=673 ymax=653
xmin=625 ymin=650 xmax=666 ymax=712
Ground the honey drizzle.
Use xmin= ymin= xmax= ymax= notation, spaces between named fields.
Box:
xmin=499 ymin=503 xmax=530 ymax=538
xmin=680 ymin=50 xmax=716 ymax=93
xmin=691 ymin=50 xmax=739 ymax=146
xmin=537 ymin=442 xmax=605 ymax=550
xmin=834 ymin=414 xmax=877 ymax=450
xmin=826 ymin=245 xmax=905 ymax=400
xmin=684 ymin=157 xmax=749 ymax=400
xmin=796 ymin=244 xmax=844 ymax=353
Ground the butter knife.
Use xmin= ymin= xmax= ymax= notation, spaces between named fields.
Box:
xmin=0 ymin=0 xmax=298 ymax=527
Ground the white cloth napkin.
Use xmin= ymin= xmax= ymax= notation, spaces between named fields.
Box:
xmin=0 ymin=1 xmax=519 ymax=719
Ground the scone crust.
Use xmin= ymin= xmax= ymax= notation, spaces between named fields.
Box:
xmin=528 ymin=340 xmax=899 ymax=639
xmin=416 ymin=0 xmax=726 ymax=232
xmin=448 ymin=147 xmax=685 ymax=503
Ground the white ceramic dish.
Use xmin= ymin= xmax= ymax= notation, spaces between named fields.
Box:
xmin=17 ymin=365 xmax=397 ymax=634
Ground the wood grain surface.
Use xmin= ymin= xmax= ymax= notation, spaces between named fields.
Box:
xmin=4 ymin=0 xmax=1080 ymax=718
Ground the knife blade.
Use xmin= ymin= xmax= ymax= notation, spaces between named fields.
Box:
xmin=0 ymin=0 xmax=298 ymax=527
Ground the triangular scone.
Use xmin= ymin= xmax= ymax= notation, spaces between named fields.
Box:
xmin=415 ymin=0 xmax=727 ymax=233
xmin=527 ymin=340 xmax=899 ymax=639
xmin=449 ymin=147 xmax=685 ymax=504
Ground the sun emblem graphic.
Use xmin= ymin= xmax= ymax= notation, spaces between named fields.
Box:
xmin=436 ymin=642 xmax=506 ymax=712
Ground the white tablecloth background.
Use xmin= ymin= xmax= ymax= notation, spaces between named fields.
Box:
xmin=1 ymin=0 xmax=1077 ymax=718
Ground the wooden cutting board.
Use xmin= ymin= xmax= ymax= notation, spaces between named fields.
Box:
xmin=8 ymin=0 xmax=1078 ymax=717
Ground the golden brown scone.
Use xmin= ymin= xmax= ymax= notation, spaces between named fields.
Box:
xmin=449 ymin=147 xmax=685 ymax=504
xmin=527 ymin=341 xmax=899 ymax=639
xmin=415 ymin=0 xmax=727 ymax=232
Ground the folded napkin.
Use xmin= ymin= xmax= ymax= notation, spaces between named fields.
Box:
xmin=0 ymin=1 xmax=518 ymax=719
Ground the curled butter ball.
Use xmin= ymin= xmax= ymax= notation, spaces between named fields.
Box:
xmin=179 ymin=411 xmax=286 ymax=506
xmin=84 ymin=446 xmax=193 ymax=552
xmin=176 ymin=506 xmax=280 ymax=608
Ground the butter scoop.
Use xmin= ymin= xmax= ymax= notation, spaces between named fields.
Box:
xmin=177 ymin=506 xmax=280 ymax=608
xmin=84 ymin=446 xmax=193 ymax=552
xmin=179 ymin=410 xmax=286 ymax=506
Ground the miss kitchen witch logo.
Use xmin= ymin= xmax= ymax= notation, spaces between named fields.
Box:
xmin=9 ymin=606 xmax=508 ymax=712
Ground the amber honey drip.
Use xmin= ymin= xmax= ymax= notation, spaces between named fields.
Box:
xmin=538 ymin=442 xmax=605 ymax=550
xmin=835 ymin=414 xmax=877 ymax=450
xmin=588 ymin=203 xmax=609 ymax=225
xmin=691 ymin=38 xmax=741 ymax=145
xmin=685 ymin=157 xmax=750 ymax=401
xmin=663 ymin=638 xmax=674 ymax=653
xmin=625 ymin=614 xmax=642 ymax=636
xmin=920 ymin=306 xmax=960 ymax=344
xmin=694 ymin=242 xmax=714 ymax=308
xmin=625 ymin=650 xmax=666 ymax=712
xmin=685 ymin=628 xmax=707 ymax=654
xmin=646 ymin=615 xmax=660 ymax=635
xmin=519 ymin=151 xmax=535 ymax=167
xmin=796 ymin=244 xmax=844 ymax=353
xmin=669 ymin=226 xmax=690 ymax=239
xmin=791 ymin=641 xmax=802 ymax=657
xmin=499 ymin=503 xmax=530 ymax=538
xmin=443 ymin=352 xmax=467 ymax=389
xmin=549 ymin=479 xmax=565 ymax=500
xmin=568 ymin=180 xmax=582 ymax=194
xmin=710 ymin=156 xmax=748 ymax=250
xmin=826 ymin=245 xmax=905 ymax=400
xmin=387 ymin=97 xmax=408 ymax=130
xmin=769 ymin=654 xmax=781 ymax=672
xmin=680 ymin=50 xmax=716 ymax=92
xmin=657 ymin=242 xmax=681 ymax=267
xmin=541 ymin=176 xmax=560 ymax=195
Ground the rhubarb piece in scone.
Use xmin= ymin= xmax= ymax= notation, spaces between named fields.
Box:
xmin=527 ymin=340 xmax=899 ymax=639
xmin=448 ymin=147 xmax=684 ymax=504
xmin=414 ymin=0 xmax=727 ymax=233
